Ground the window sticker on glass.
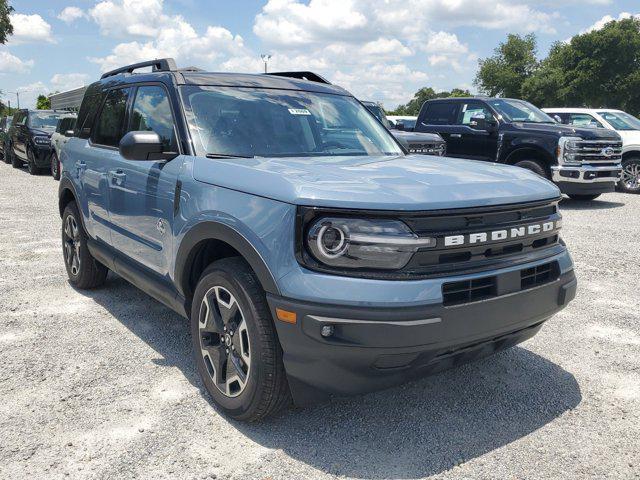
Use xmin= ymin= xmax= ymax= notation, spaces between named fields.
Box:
xmin=288 ymin=108 xmax=311 ymax=115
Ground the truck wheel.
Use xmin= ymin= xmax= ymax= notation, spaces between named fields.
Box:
xmin=2 ymin=145 xmax=9 ymax=164
xmin=191 ymin=257 xmax=290 ymax=421
xmin=62 ymin=201 xmax=108 ymax=289
xmin=10 ymin=148 xmax=22 ymax=169
xmin=514 ymin=159 xmax=548 ymax=178
xmin=51 ymin=152 xmax=61 ymax=181
xmin=27 ymin=149 xmax=41 ymax=175
xmin=618 ymin=157 xmax=640 ymax=194
xmin=568 ymin=194 xmax=601 ymax=201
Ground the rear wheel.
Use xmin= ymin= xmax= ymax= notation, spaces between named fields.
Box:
xmin=51 ymin=152 xmax=61 ymax=180
xmin=618 ymin=157 xmax=640 ymax=194
xmin=568 ymin=194 xmax=601 ymax=201
xmin=62 ymin=201 xmax=108 ymax=289
xmin=514 ymin=159 xmax=548 ymax=178
xmin=191 ymin=257 xmax=290 ymax=421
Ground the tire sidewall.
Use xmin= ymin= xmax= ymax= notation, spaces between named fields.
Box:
xmin=190 ymin=266 xmax=268 ymax=417
xmin=514 ymin=159 xmax=548 ymax=178
xmin=27 ymin=148 xmax=38 ymax=175
xmin=62 ymin=202 xmax=93 ymax=286
xmin=619 ymin=158 xmax=640 ymax=193
xmin=51 ymin=152 xmax=60 ymax=180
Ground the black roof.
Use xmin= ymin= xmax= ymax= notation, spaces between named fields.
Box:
xmin=425 ymin=97 xmax=524 ymax=103
xmin=88 ymin=58 xmax=349 ymax=96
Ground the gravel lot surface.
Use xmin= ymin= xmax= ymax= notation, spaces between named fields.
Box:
xmin=0 ymin=163 xmax=638 ymax=480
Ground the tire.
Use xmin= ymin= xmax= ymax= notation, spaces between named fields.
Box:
xmin=514 ymin=159 xmax=549 ymax=178
xmin=568 ymin=194 xmax=601 ymax=201
xmin=51 ymin=152 xmax=61 ymax=180
xmin=10 ymin=147 xmax=22 ymax=169
xmin=618 ymin=157 xmax=640 ymax=194
xmin=27 ymin=148 xmax=41 ymax=175
xmin=191 ymin=257 xmax=290 ymax=421
xmin=62 ymin=201 xmax=108 ymax=289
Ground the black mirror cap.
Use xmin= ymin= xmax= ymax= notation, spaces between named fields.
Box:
xmin=119 ymin=131 xmax=177 ymax=161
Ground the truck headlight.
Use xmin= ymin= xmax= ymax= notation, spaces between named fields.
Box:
xmin=306 ymin=217 xmax=435 ymax=270
xmin=557 ymin=136 xmax=582 ymax=165
xmin=33 ymin=136 xmax=50 ymax=146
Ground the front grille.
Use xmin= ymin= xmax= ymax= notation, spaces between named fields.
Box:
xmin=574 ymin=140 xmax=622 ymax=164
xmin=407 ymin=142 xmax=446 ymax=156
xmin=442 ymin=276 xmax=497 ymax=306
xmin=521 ymin=261 xmax=560 ymax=289
xmin=443 ymin=261 xmax=560 ymax=306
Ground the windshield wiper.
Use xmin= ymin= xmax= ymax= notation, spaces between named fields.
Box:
xmin=205 ymin=153 xmax=254 ymax=159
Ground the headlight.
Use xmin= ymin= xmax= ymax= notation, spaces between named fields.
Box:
xmin=557 ymin=136 xmax=582 ymax=165
xmin=33 ymin=136 xmax=50 ymax=146
xmin=306 ymin=217 xmax=435 ymax=270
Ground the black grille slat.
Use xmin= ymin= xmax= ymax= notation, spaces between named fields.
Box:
xmin=521 ymin=262 xmax=559 ymax=289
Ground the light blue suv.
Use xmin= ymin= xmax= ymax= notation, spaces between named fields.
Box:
xmin=58 ymin=59 xmax=577 ymax=421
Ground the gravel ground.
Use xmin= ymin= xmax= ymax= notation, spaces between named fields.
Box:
xmin=0 ymin=162 xmax=638 ymax=480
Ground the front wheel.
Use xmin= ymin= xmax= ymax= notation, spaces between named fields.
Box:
xmin=51 ymin=152 xmax=61 ymax=180
xmin=618 ymin=157 xmax=640 ymax=194
xmin=568 ymin=194 xmax=601 ymax=201
xmin=27 ymin=149 xmax=41 ymax=175
xmin=191 ymin=257 xmax=290 ymax=421
xmin=513 ymin=159 xmax=549 ymax=178
xmin=62 ymin=201 xmax=108 ymax=289
xmin=10 ymin=147 xmax=22 ymax=169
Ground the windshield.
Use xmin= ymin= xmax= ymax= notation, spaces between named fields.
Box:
xmin=597 ymin=111 xmax=640 ymax=131
xmin=181 ymin=86 xmax=402 ymax=158
xmin=488 ymin=99 xmax=556 ymax=124
xmin=29 ymin=112 xmax=64 ymax=129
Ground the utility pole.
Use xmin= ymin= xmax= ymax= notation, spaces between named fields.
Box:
xmin=261 ymin=54 xmax=272 ymax=74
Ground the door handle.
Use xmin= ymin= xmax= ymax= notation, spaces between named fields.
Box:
xmin=75 ymin=161 xmax=86 ymax=178
xmin=109 ymin=169 xmax=126 ymax=186
xmin=450 ymin=134 xmax=462 ymax=138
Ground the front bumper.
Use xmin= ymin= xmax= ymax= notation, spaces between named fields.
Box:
xmin=31 ymin=145 xmax=53 ymax=167
xmin=269 ymin=268 xmax=577 ymax=406
xmin=552 ymin=164 xmax=622 ymax=195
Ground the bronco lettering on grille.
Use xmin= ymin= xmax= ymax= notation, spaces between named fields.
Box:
xmin=443 ymin=220 xmax=561 ymax=247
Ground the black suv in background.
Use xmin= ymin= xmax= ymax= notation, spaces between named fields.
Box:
xmin=7 ymin=109 xmax=68 ymax=175
xmin=362 ymin=100 xmax=446 ymax=156
xmin=414 ymin=97 xmax=623 ymax=200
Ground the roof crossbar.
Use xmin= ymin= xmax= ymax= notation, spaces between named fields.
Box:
xmin=100 ymin=58 xmax=178 ymax=79
xmin=267 ymin=71 xmax=331 ymax=84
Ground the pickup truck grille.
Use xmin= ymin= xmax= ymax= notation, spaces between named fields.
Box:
xmin=573 ymin=140 xmax=622 ymax=164
xmin=400 ymin=198 xmax=564 ymax=277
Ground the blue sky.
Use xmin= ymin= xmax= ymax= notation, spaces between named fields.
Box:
xmin=1 ymin=0 xmax=639 ymax=109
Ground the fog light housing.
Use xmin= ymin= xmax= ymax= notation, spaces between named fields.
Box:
xmin=320 ymin=325 xmax=334 ymax=338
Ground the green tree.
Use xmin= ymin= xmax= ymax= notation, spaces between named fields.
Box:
xmin=522 ymin=18 xmax=640 ymax=115
xmin=0 ymin=1 xmax=13 ymax=44
xmin=36 ymin=95 xmax=51 ymax=110
xmin=474 ymin=34 xmax=538 ymax=98
xmin=389 ymin=87 xmax=471 ymax=115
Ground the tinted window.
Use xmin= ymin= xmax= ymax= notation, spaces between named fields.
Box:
xmin=597 ymin=111 xmax=640 ymax=131
xmin=29 ymin=112 xmax=64 ymax=129
xmin=58 ymin=117 xmax=76 ymax=133
xmin=422 ymin=103 xmax=458 ymax=125
xmin=77 ymin=93 xmax=104 ymax=139
xmin=566 ymin=113 xmax=603 ymax=129
xmin=14 ymin=111 xmax=26 ymax=125
xmin=92 ymin=88 xmax=131 ymax=147
xmin=129 ymin=85 xmax=176 ymax=150
xmin=456 ymin=102 xmax=494 ymax=125
xmin=488 ymin=99 xmax=555 ymax=124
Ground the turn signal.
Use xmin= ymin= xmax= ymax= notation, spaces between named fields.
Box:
xmin=275 ymin=308 xmax=297 ymax=324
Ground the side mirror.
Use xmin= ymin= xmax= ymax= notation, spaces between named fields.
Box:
xmin=119 ymin=131 xmax=177 ymax=161
xmin=64 ymin=130 xmax=75 ymax=137
xmin=395 ymin=122 xmax=406 ymax=131
xmin=469 ymin=115 xmax=487 ymax=131
xmin=553 ymin=115 xmax=562 ymax=123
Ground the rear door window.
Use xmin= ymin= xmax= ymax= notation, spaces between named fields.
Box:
xmin=92 ymin=88 xmax=131 ymax=147
xmin=422 ymin=103 xmax=458 ymax=125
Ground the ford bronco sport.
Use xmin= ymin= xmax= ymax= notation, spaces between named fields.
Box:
xmin=58 ymin=59 xmax=577 ymax=421
xmin=414 ymin=97 xmax=623 ymax=201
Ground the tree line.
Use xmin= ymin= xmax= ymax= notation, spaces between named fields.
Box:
xmin=390 ymin=17 xmax=640 ymax=117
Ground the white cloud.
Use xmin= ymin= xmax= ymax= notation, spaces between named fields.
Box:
xmin=580 ymin=12 xmax=639 ymax=34
xmin=89 ymin=0 xmax=170 ymax=37
xmin=360 ymin=38 xmax=412 ymax=57
xmin=8 ymin=13 xmax=54 ymax=44
xmin=57 ymin=7 xmax=85 ymax=24
xmin=0 ymin=51 xmax=34 ymax=73
xmin=50 ymin=73 xmax=90 ymax=92
xmin=423 ymin=31 xmax=468 ymax=54
xmin=15 ymin=82 xmax=49 ymax=109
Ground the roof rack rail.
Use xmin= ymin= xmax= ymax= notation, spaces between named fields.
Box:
xmin=100 ymin=58 xmax=178 ymax=79
xmin=267 ymin=71 xmax=331 ymax=84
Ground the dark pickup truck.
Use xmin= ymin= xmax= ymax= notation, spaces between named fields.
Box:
xmin=362 ymin=101 xmax=446 ymax=156
xmin=414 ymin=97 xmax=623 ymax=200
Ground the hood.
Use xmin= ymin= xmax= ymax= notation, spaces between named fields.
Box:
xmin=391 ymin=130 xmax=444 ymax=144
xmin=192 ymin=154 xmax=560 ymax=211
xmin=29 ymin=127 xmax=54 ymax=137
xmin=512 ymin=122 xmax=621 ymax=141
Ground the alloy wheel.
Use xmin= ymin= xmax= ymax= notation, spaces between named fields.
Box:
xmin=63 ymin=215 xmax=81 ymax=276
xmin=198 ymin=286 xmax=251 ymax=397
xmin=621 ymin=161 xmax=640 ymax=192
xmin=51 ymin=154 xmax=59 ymax=178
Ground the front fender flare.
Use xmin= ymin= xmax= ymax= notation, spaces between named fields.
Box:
xmin=174 ymin=221 xmax=280 ymax=300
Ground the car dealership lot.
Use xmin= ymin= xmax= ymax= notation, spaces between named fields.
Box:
xmin=0 ymin=165 xmax=638 ymax=480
